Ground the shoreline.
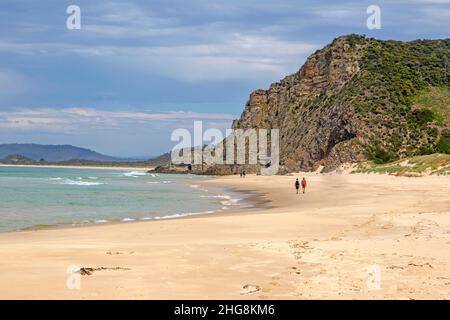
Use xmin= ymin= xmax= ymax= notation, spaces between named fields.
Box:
xmin=0 ymin=176 xmax=268 ymax=235
xmin=0 ymin=173 xmax=449 ymax=299
xmin=0 ymin=164 xmax=153 ymax=171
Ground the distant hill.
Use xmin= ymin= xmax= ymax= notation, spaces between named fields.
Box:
xmin=0 ymin=144 xmax=120 ymax=162
xmin=1 ymin=154 xmax=36 ymax=164
xmin=147 ymin=152 xmax=171 ymax=166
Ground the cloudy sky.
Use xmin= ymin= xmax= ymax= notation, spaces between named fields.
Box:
xmin=0 ymin=0 xmax=449 ymax=157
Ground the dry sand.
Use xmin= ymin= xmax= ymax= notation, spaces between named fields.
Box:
xmin=0 ymin=173 xmax=449 ymax=299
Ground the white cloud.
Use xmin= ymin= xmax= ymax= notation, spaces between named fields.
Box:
xmin=133 ymin=34 xmax=316 ymax=81
xmin=82 ymin=3 xmax=180 ymax=38
xmin=0 ymin=0 xmax=319 ymax=83
xmin=311 ymin=7 xmax=355 ymax=19
xmin=0 ymin=108 xmax=236 ymax=133
xmin=412 ymin=0 xmax=450 ymax=3
xmin=420 ymin=6 xmax=450 ymax=21
xmin=0 ymin=33 xmax=317 ymax=81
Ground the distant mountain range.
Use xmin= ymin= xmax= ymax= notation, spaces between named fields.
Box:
xmin=0 ymin=143 xmax=172 ymax=167
xmin=0 ymin=144 xmax=120 ymax=162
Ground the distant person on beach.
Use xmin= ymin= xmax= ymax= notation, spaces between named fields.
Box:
xmin=240 ymin=170 xmax=243 ymax=178
xmin=295 ymin=178 xmax=300 ymax=194
xmin=301 ymin=177 xmax=307 ymax=194
xmin=243 ymin=170 xmax=246 ymax=178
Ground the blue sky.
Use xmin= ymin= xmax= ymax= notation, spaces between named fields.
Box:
xmin=0 ymin=0 xmax=449 ymax=157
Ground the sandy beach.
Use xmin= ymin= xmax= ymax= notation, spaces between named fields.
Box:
xmin=0 ymin=172 xmax=449 ymax=299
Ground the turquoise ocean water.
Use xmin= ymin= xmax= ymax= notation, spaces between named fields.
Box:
xmin=0 ymin=166 xmax=243 ymax=232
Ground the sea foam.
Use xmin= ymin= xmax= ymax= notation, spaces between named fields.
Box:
xmin=147 ymin=180 xmax=173 ymax=184
xmin=221 ymin=198 xmax=241 ymax=206
xmin=154 ymin=210 xmax=216 ymax=220
xmin=123 ymin=171 xmax=147 ymax=177
xmin=58 ymin=179 xmax=105 ymax=186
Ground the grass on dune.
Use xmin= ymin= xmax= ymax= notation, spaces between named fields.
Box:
xmin=352 ymin=153 xmax=450 ymax=176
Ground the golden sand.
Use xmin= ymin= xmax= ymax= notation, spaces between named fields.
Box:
xmin=0 ymin=173 xmax=449 ymax=299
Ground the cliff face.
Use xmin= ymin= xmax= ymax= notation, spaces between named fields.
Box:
xmin=233 ymin=35 xmax=450 ymax=172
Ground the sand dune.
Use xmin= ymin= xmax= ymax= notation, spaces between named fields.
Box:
xmin=0 ymin=173 xmax=449 ymax=299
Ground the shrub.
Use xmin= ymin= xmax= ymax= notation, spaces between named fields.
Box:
xmin=436 ymin=130 xmax=450 ymax=154
xmin=411 ymin=109 xmax=435 ymax=126
xmin=368 ymin=146 xmax=400 ymax=164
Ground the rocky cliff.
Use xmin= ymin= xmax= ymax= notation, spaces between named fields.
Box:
xmin=232 ymin=34 xmax=450 ymax=172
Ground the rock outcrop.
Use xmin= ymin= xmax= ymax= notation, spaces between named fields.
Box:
xmin=233 ymin=34 xmax=450 ymax=172
xmin=151 ymin=35 xmax=449 ymax=175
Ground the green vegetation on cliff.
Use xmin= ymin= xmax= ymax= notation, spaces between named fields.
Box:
xmin=346 ymin=35 xmax=449 ymax=162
